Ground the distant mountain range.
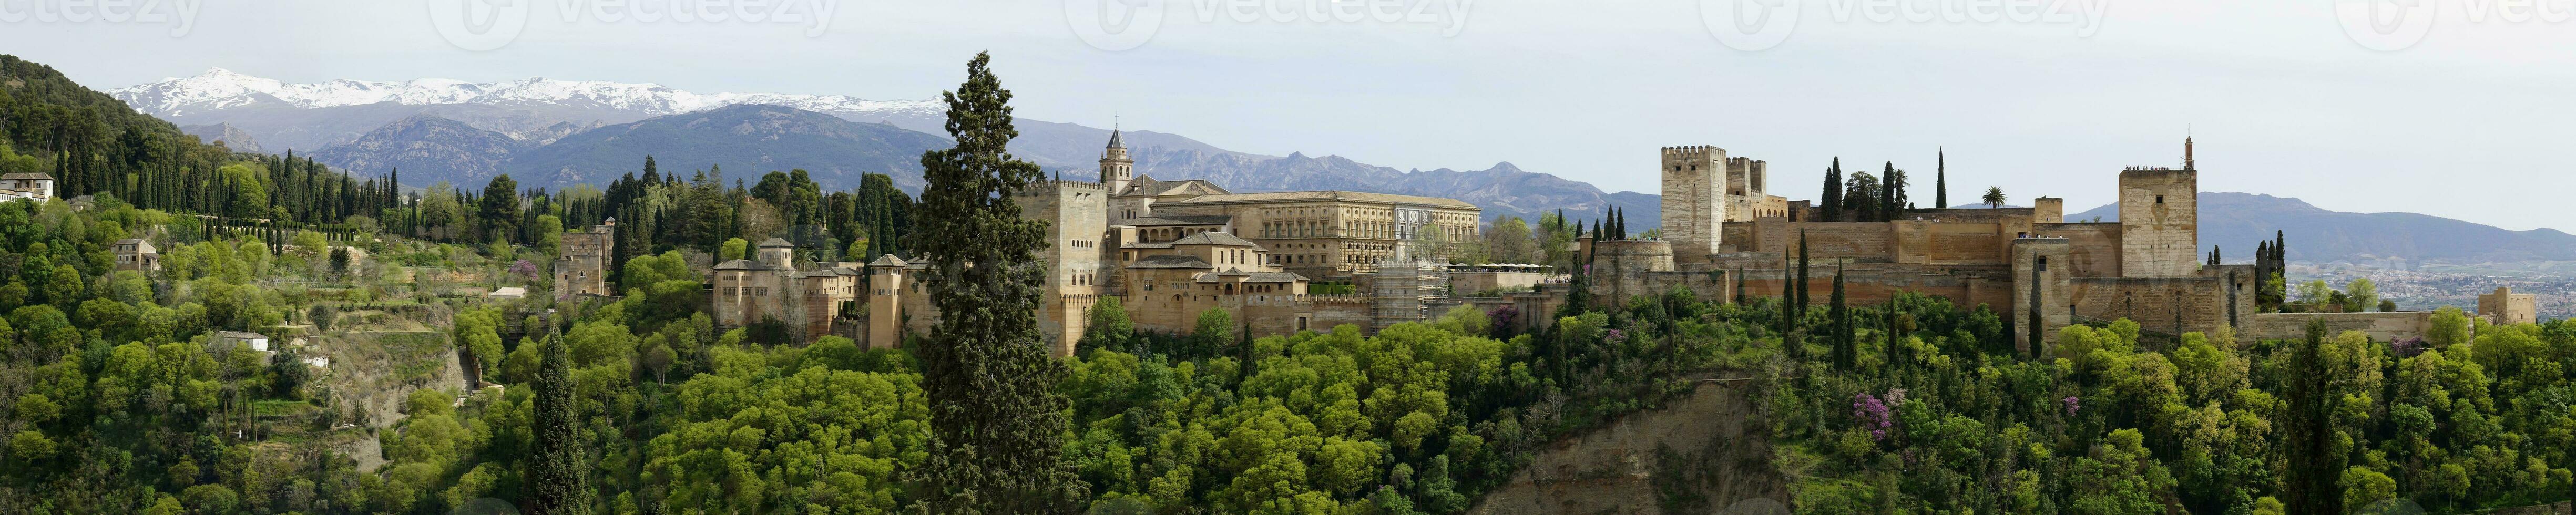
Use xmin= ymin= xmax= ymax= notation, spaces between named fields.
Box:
xmin=2069 ymin=192 xmax=2576 ymax=265
xmin=105 ymin=69 xmax=2576 ymax=267
xmin=107 ymin=68 xmax=1651 ymax=225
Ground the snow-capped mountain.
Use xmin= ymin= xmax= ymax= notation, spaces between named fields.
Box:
xmin=103 ymin=67 xmax=1660 ymax=227
xmin=111 ymin=67 xmax=944 ymax=120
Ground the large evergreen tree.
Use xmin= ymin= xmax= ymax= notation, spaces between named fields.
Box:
xmin=2282 ymin=319 xmax=2344 ymax=514
xmin=1821 ymin=158 xmax=1843 ymax=221
xmin=480 ymin=174 xmax=521 ymax=243
xmin=1828 ymin=266 xmax=1851 ymax=371
xmin=526 ymin=334 xmax=592 ymax=515
xmin=904 ymin=52 xmax=1088 ymax=514
xmin=1935 ymin=148 xmax=1948 ymax=209
xmin=1795 ymin=230 xmax=1811 ymax=315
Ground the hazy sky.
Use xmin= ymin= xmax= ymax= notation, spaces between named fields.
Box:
xmin=7 ymin=1 xmax=2573 ymax=231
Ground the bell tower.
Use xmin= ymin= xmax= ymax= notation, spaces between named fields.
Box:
xmin=1102 ymin=123 xmax=1134 ymax=194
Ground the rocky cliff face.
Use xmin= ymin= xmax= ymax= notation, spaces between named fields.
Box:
xmin=179 ymin=122 xmax=264 ymax=152
xmin=1470 ymin=378 xmax=1790 ymax=515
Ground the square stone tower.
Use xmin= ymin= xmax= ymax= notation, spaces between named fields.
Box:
xmin=2117 ymin=167 xmax=2197 ymax=277
xmin=1661 ymin=146 xmax=1727 ymax=257
xmin=1016 ymin=180 xmax=1111 ymax=356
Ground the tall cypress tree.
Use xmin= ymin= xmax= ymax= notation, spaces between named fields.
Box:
xmin=1821 ymin=159 xmax=1843 ymax=221
xmin=526 ymin=334 xmax=591 ymax=515
xmin=1935 ymin=148 xmax=1948 ymax=209
xmin=1882 ymin=162 xmax=1904 ymax=218
xmin=1734 ymin=267 xmax=1747 ymax=305
xmin=1613 ymin=208 xmax=1627 ymax=240
xmin=2283 ymin=319 xmax=2343 ymax=514
xmin=1828 ymin=267 xmax=1850 ymax=371
xmin=1780 ymin=249 xmax=1796 ymax=355
xmin=905 ymin=52 xmax=1088 ymax=514
xmin=1795 ymin=230 xmax=1811 ymax=315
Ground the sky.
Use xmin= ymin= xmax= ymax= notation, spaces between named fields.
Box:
xmin=5 ymin=0 xmax=2574 ymax=230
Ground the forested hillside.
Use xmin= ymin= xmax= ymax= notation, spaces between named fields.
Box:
xmin=1 ymin=56 xmax=401 ymax=224
xmin=1 ymin=53 xmax=2572 ymax=515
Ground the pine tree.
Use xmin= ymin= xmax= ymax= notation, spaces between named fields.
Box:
xmin=904 ymin=52 xmax=1088 ymax=514
xmin=1935 ymin=148 xmax=1948 ymax=209
xmin=525 ymin=334 xmax=592 ymax=515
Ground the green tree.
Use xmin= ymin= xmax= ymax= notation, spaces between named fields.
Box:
xmin=525 ymin=334 xmax=592 ymax=514
xmin=718 ymin=237 xmax=749 ymax=262
xmin=536 ymin=214 xmax=565 ymax=259
xmin=1982 ymin=186 xmax=2006 ymax=209
xmin=1480 ymin=215 xmax=1538 ymax=264
xmin=2343 ymin=277 xmax=2377 ymax=313
xmin=1191 ymin=307 xmax=1233 ymax=357
xmin=904 ymin=52 xmax=1088 ymax=514
xmin=1081 ymin=295 xmax=1134 ymax=353
xmin=2282 ymin=319 xmax=2344 ymax=514
xmin=481 ymin=174 xmax=521 ymax=243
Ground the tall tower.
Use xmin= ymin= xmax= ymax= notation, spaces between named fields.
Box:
xmin=1660 ymin=146 xmax=1727 ymax=257
xmin=1102 ymin=124 xmax=1134 ymax=194
xmin=2118 ymin=140 xmax=2198 ymax=277
xmin=865 ymin=255 xmax=908 ymax=349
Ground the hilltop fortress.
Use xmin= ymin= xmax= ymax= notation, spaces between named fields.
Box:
xmin=1577 ymin=139 xmax=2254 ymax=352
xmin=633 ymin=131 xmax=2513 ymax=356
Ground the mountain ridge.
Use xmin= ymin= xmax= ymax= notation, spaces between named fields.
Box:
xmin=2069 ymin=192 xmax=2576 ymax=265
xmin=109 ymin=69 xmax=1655 ymax=226
xmin=119 ymin=69 xmax=2576 ymax=267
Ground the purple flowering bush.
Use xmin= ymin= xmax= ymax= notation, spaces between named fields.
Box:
xmin=1853 ymin=393 xmax=1895 ymax=440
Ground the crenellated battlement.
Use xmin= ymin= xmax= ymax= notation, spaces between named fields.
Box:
xmin=1660 ymin=145 xmax=1726 ymax=159
xmin=1016 ymin=180 xmax=1112 ymax=194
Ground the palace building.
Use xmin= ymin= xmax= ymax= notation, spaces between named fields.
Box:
xmin=689 ymin=127 xmax=1496 ymax=357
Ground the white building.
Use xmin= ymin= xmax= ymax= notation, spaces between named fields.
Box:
xmin=0 ymin=172 xmax=55 ymax=202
